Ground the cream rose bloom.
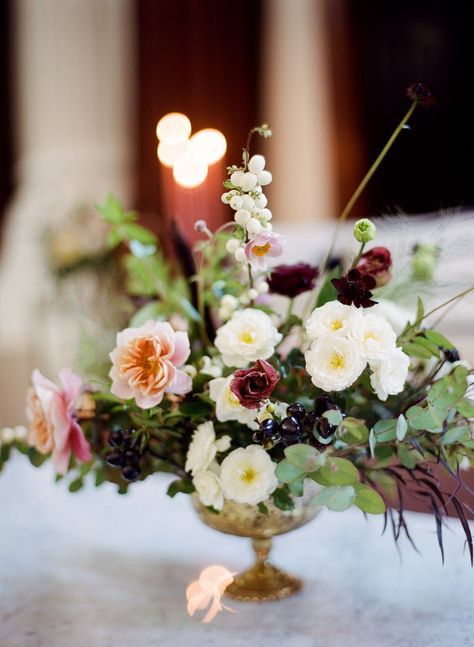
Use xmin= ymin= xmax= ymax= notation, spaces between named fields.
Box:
xmin=349 ymin=311 xmax=397 ymax=360
xmin=305 ymin=302 xmax=356 ymax=341
xmin=305 ymin=336 xmax=366 ymax=392
xmin=370 ymin=348 xmax=410 ymax=401
xmin=193 ymin=470 xmax=224 ymax=511
xmin=209 ymin=376 xmax=260 ymax=429
xmin=220 ymin=445 xmax=278 ymax=505
xmin=185 ymin=421 xmax=231 ymax=475
xmin=214 ymin=309 xmax=282 ymax=368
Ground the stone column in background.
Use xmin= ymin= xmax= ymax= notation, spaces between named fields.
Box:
xmin=0 ymin=0 xmax=136 ymax=424
xmin=262 ymin=0 xmax=336 ymax=224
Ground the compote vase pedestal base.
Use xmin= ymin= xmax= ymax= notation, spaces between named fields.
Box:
xmin=191 ymin=485 xmax=320 ymax=602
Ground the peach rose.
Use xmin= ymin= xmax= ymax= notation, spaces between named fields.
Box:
xmin=26 ymin=368 xmax=92 ymax=474
xmin=109 ymin=320 xmax=192 ymax=409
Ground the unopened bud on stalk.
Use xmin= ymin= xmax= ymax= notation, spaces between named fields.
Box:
xmin=354 ymin=218 xmax=376 ymax=244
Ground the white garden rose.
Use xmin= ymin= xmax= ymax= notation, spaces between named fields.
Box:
xmin=214 ymin=308 xmax=282 ymax=368
xmin=209 ymin=376 xmax=260 ymax=429
xmin=370 ymin=348 xmax=410 ymax=401
xmin=220 ymin=445 xmax=278 ymax=505
xmin=349 ymin=311 xmax=397 ymax=360
xmin=185 ymin=421 xmax=231 ymax=475
xmin=305 ymin=336 xmax=366 ymax=392
xmin=193 ymin=470 xmax=224 ymax=511
xmin=305 ymin=302 xmax=356 ymax=341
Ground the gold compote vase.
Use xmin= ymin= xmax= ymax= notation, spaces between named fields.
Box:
xmin=192 ymin=483 xmax=320 ymax=602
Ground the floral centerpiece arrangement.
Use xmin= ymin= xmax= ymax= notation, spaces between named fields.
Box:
xmin=2 ymin=85 xmax=473 ymax=597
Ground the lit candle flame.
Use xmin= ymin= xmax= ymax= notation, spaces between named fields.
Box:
xmin=186 ymin=565 xmax=236 ymax=623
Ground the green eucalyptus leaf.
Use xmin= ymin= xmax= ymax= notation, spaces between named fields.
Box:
xmin=457 ymin=399 xmax=474 ymax=418
xmin=318 ymin=457 xmax=360 ymax=486
xmin=396 ymin=414 xmax=408 ymax=442
xmin=338 ymin=417 xmax=369 ymax=445
xmin=284 ymin=444 xmax=326 ymax=472
xmin=397 ymin=445 xmax=417 ymax=469
xmin=441 ymin=425 xmax=471 ymax=445
xmin=373 ymin=418 xmax=398 ymax=442
xmin=275 ymin=459 xmax=306 ymax=484
xmin=288 ymin=479 xmax=305 ymax=497
xmin=312 ymin=485 xmax=355 ymax=511
xmin=406 ymin=404 xmax=445 ymax=432
xmin=353 ymin=484 xmax=386 ymax=514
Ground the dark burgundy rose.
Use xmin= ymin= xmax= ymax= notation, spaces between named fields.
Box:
xmin=268 ymin=263 xmax=319 ymax=298
xmin=406 ymin=82 xmax=435 ymax=107
xmin=356 ymin=246 xmax=392 ymax=287
xmin=230 ymin=360 xmax=280 ymax=409
xmin=331 ymin=269 xmax=377 ymax=308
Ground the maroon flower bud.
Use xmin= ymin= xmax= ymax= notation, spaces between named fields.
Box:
xmin=356 ymin=246 xmax=392 ymax=287
xmin=268 ymin=263 xmax=319 ymax=298
xmin=406 ymin=82 xmax=435 ymax=107
xmin=230 ymin=360 xmax=280 ymax=409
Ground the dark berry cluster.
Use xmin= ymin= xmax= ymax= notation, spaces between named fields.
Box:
xmin=443 ymin=348 xmax=460 ymax=363
xmin=105 ymin=427 xmax=142 ymax=482
xmin=253 ymin=396 xmax=342 ymax=450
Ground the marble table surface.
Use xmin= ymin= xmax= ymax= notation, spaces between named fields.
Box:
xmin=0 ymin=454 xmax=472 ymax=647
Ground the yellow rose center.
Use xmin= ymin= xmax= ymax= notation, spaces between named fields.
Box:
xmin=241 ymin=467 xmax=257 ymax=484
xmin=331 ymin=319 xmax=343 ymax=331
xmin=252 ymin=242 xmax=271 ymax=257
xmin=330 ymin=352 xmax=346 ymax=370
xmin=364 ymin=332 xmax=378 ymax=343
xmin=239 ymin=330 xmax=255 ymax=344
xmin=226 ymin=388 xmax=240 ymax=407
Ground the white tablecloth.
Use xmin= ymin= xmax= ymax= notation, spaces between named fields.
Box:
xmin=0 ymin=454 xmax=472 ymax=647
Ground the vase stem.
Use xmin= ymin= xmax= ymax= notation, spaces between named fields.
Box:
xmin=224 ymin=536 xmax=302 ymax=602
xmin=252 ymin=537 xmax=271 ymax=563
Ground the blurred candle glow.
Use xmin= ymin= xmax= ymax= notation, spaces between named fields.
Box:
xmin=189 ymin=128 xmax=227 ymax=165
xmin=156 ymin=112 xmax=191 ymax=144
xmin=173 ymin=153 xmax=208 ymax=188
xmin=157 ymin=140 xmax=189 ymax=168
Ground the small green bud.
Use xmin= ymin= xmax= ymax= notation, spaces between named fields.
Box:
xmin=353 ymin=218 xmax=376 ymax=243
xmin=411 ymin=243 xmax=439 ymax=281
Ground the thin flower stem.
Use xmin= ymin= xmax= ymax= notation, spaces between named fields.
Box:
xmin=351 ymin=242 xmax=366 ymax=269
xmin=320 ymin=100 xmax=418 ymax=275
xmin=402 ymin=285 xmax=474 ymax=340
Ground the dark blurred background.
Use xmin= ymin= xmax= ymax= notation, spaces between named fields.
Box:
xmin=1 ymin=0 xmax=474 ymax=225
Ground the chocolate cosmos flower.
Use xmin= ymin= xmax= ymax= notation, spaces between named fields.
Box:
xmin=230 ymin=360 xmax=280 ymax=409
xmin=406 ymin=82 xmax=435 ymax=107
xmin=356 ymin=246 xmax=392 ymax=287
xmin=331 ymin=269 xmax=377 ymax=308
xmin=268 ymin=263 xmax=319 ymax=298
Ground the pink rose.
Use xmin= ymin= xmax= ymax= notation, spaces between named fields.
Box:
xmin=109 ymin=319 xmax=192 ymax=409
xmin=244 ymin=232 xmax=284 ymax=271
xmin=26 ymin=368 xmax=92 ymax=475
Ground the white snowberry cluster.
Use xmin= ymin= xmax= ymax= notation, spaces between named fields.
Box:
xmin=222 ymin=154 xmax=273 ymax=263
